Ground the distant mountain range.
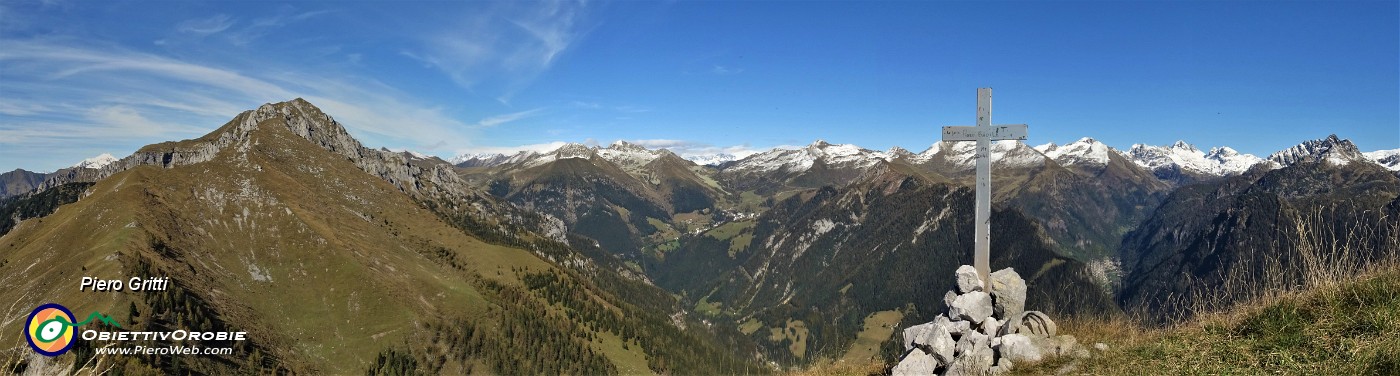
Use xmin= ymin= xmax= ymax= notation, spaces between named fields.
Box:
xmin=444 ymin=128 xmax=1398 ymax=363
xmin=2 ymin=98 xmax=1396 ymax=371
xmin=453 ymin=136 xmax=1399 ymax=179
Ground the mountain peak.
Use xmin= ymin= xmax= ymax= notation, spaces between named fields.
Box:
xmin=1363 ymin=149 xmax=1400 ymax=171
xmin=554 ymin=143 xmax=597 ymax=159
xmin=1268 ymin=134 xmax=1364 ymax=167
xmin=809 ymin=139 xmax=831 ymax=148
xmin=1044 ymin=138 xmax=1112 ymax=167
xmin=1170 ymin=140 xmax=1199 ymax=152
xmin=608 ymin=140 xmax=648 ymax=152
xmin=1127 ymin=141 xmax=1263 ymax=179
xmin=72 ymin=153 xmax=118 ymax=169
xmin=1206 ymin=146 xmax=1238 ymax=158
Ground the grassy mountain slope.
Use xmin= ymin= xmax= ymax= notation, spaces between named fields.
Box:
xmin=1119 ymin=161 xmax=1400 ymax=323
xmin=1004 ymin=151 xmax=1170 ymax=261
xmin=0 ymin=101 xmax=761 ymax=375
xmin=492 ymin=156 xmax=672 ymax=260
xmin=0 ymin=182 xmax=91 ymax=237
xmin=1017 ymin=267 xmax=1400 ymax=375
xmin=655 ymin=162 xmax=1118 ymax=366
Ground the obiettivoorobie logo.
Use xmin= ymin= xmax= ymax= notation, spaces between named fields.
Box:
xmin=24 ymin=303 xmax=121 ymax=357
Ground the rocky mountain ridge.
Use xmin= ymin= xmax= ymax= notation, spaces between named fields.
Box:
xmin=453 ymin=136 xmax=1396 ymax=186
xmin=27 ymin=99 xmax=567 ymax=245
xmin=0 ymin=99 xmax=764 ymax=374
xmin=0 ymin=168 xmax=47 ymax=199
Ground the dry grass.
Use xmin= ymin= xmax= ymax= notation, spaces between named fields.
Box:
xmin=1152 ymin=205 xmax=1399 ymax=324
xmin=1016 ymin=267 xmax=1400 ymax=375
xmin=783 ymin=359 xmax=887 ymax=376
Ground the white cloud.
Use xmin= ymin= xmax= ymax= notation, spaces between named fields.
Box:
xmin=0 ymin=38 xmax=474 ymax=171
xmin=476 ymin=108 xmax=544 ymax=127
xmin=403 ymin=0 xmax=593 ymax=98
xmin=177 ymin=14 xmax=236 ymax=35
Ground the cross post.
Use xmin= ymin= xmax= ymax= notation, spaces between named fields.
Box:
xmin=940 ymin=88 xmax=1028 ymax=290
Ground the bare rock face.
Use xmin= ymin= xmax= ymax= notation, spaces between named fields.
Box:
xmin=934 ymin=315 xmax=971 ymax=338
xmin=996 ymin=334 xmax=1043 ymax=364
xmin=949 ymin=291 xmax=993 ymax=323
xmin=955 ymin=265 xmax=984 ymax=293
xmin=902 ymin=322 xmax=956 ymax=366
xmin=944 ymin=337 xmax=995 ymax=376
xmin=989 ymin=268 xmax=1027 ymax=319
xmin=892 ymin=348 xmax=939 ymax=376
xmin=980 ymin=316 xmax=999 ymax=336
xmin=954 ymin=330 xmax=987 ymax=356
xmin=1001 ymin=311 xmax=1057 ymax=338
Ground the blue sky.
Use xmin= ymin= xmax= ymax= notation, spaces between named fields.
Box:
xmin=2 ymin=0 xmax=1396 ymax=172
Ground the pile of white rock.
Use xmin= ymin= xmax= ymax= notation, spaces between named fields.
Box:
xmin=893 ymin=265 xmax=1096 ymax=375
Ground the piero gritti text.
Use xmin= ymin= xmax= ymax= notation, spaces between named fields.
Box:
xmin=80 ymin=276 xmax=171 ymax=292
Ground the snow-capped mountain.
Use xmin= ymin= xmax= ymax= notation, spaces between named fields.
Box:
xmin=1127 ymin=140 xmax=1263 ymax=178
xmin=450 ymin=135 xmax=1395 ymax=184
xmin=1267 ymin=134 xmax=1367 ymax=167
xmin=685 ymin=153 xmax=740 ymax=166
xmin=72 ymin=153 xmax=118 ymax=169
xmin=1204 ymin=146 xmax=1265 ymax=173
xmin=917 ymin=140 xmax=1047 ymax=170
xmin=884 ymin=146 xmax=916 ymax=161
xmin=450 ymin=152 xmax=509 ymax=166
xmin=1039 ymin=137 xmax=1114 ymax=167
xmin=1363 ymin=149 xmax=1400 ymax=171
xmin=722 ymin=140 xmax=887 ymax=174
xmin=595 ymin=140 xmax=669 ymax=173
xmin=456 ymin=141 xmax=686 ymax=174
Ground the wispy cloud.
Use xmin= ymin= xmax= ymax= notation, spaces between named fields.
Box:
xmin=172 ymin=7 xmax=330 ymax=46
xmin=711 ymin=65 xmax=743 ymax=75
xmin=403 ymin=0 xmax=593 ymax=99
xmin=0 ymin=38 xmax=472 ymax=171
xmin=477 ymin=108 xmax=544 ymax=127
xmin=177 ymin=14 xmax=236 ymax=35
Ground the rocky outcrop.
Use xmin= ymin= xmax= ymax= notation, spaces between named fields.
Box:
xmin=954 ymin=265 xmax=983 ymax=293
xmin=989 ymin=268 xmax=1026 ymax=319
xmin=0 ymin=169 xmax=47 ymax=198
xmin=893 ymin=266 xmax=1091 ymax=375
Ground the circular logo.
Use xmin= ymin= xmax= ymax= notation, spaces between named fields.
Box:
xmin=25 ymin=303 xmax=76 ymax=357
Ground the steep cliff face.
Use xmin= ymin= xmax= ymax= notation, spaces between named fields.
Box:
xmin=0 ymin=168 xmax=47 ymax=198
xmin=1118 ymin=160 xmax=1400 ymax=323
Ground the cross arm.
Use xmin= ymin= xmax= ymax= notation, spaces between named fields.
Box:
xmin=941 ymin=124 xmax=1028 ymax=141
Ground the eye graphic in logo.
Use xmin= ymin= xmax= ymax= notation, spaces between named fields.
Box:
xmin=25 ymin=303 xmax=77 ymax=357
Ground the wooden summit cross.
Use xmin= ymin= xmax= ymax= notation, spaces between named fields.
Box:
xmin=941 ymin=88 xmax=1028 ymax=289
